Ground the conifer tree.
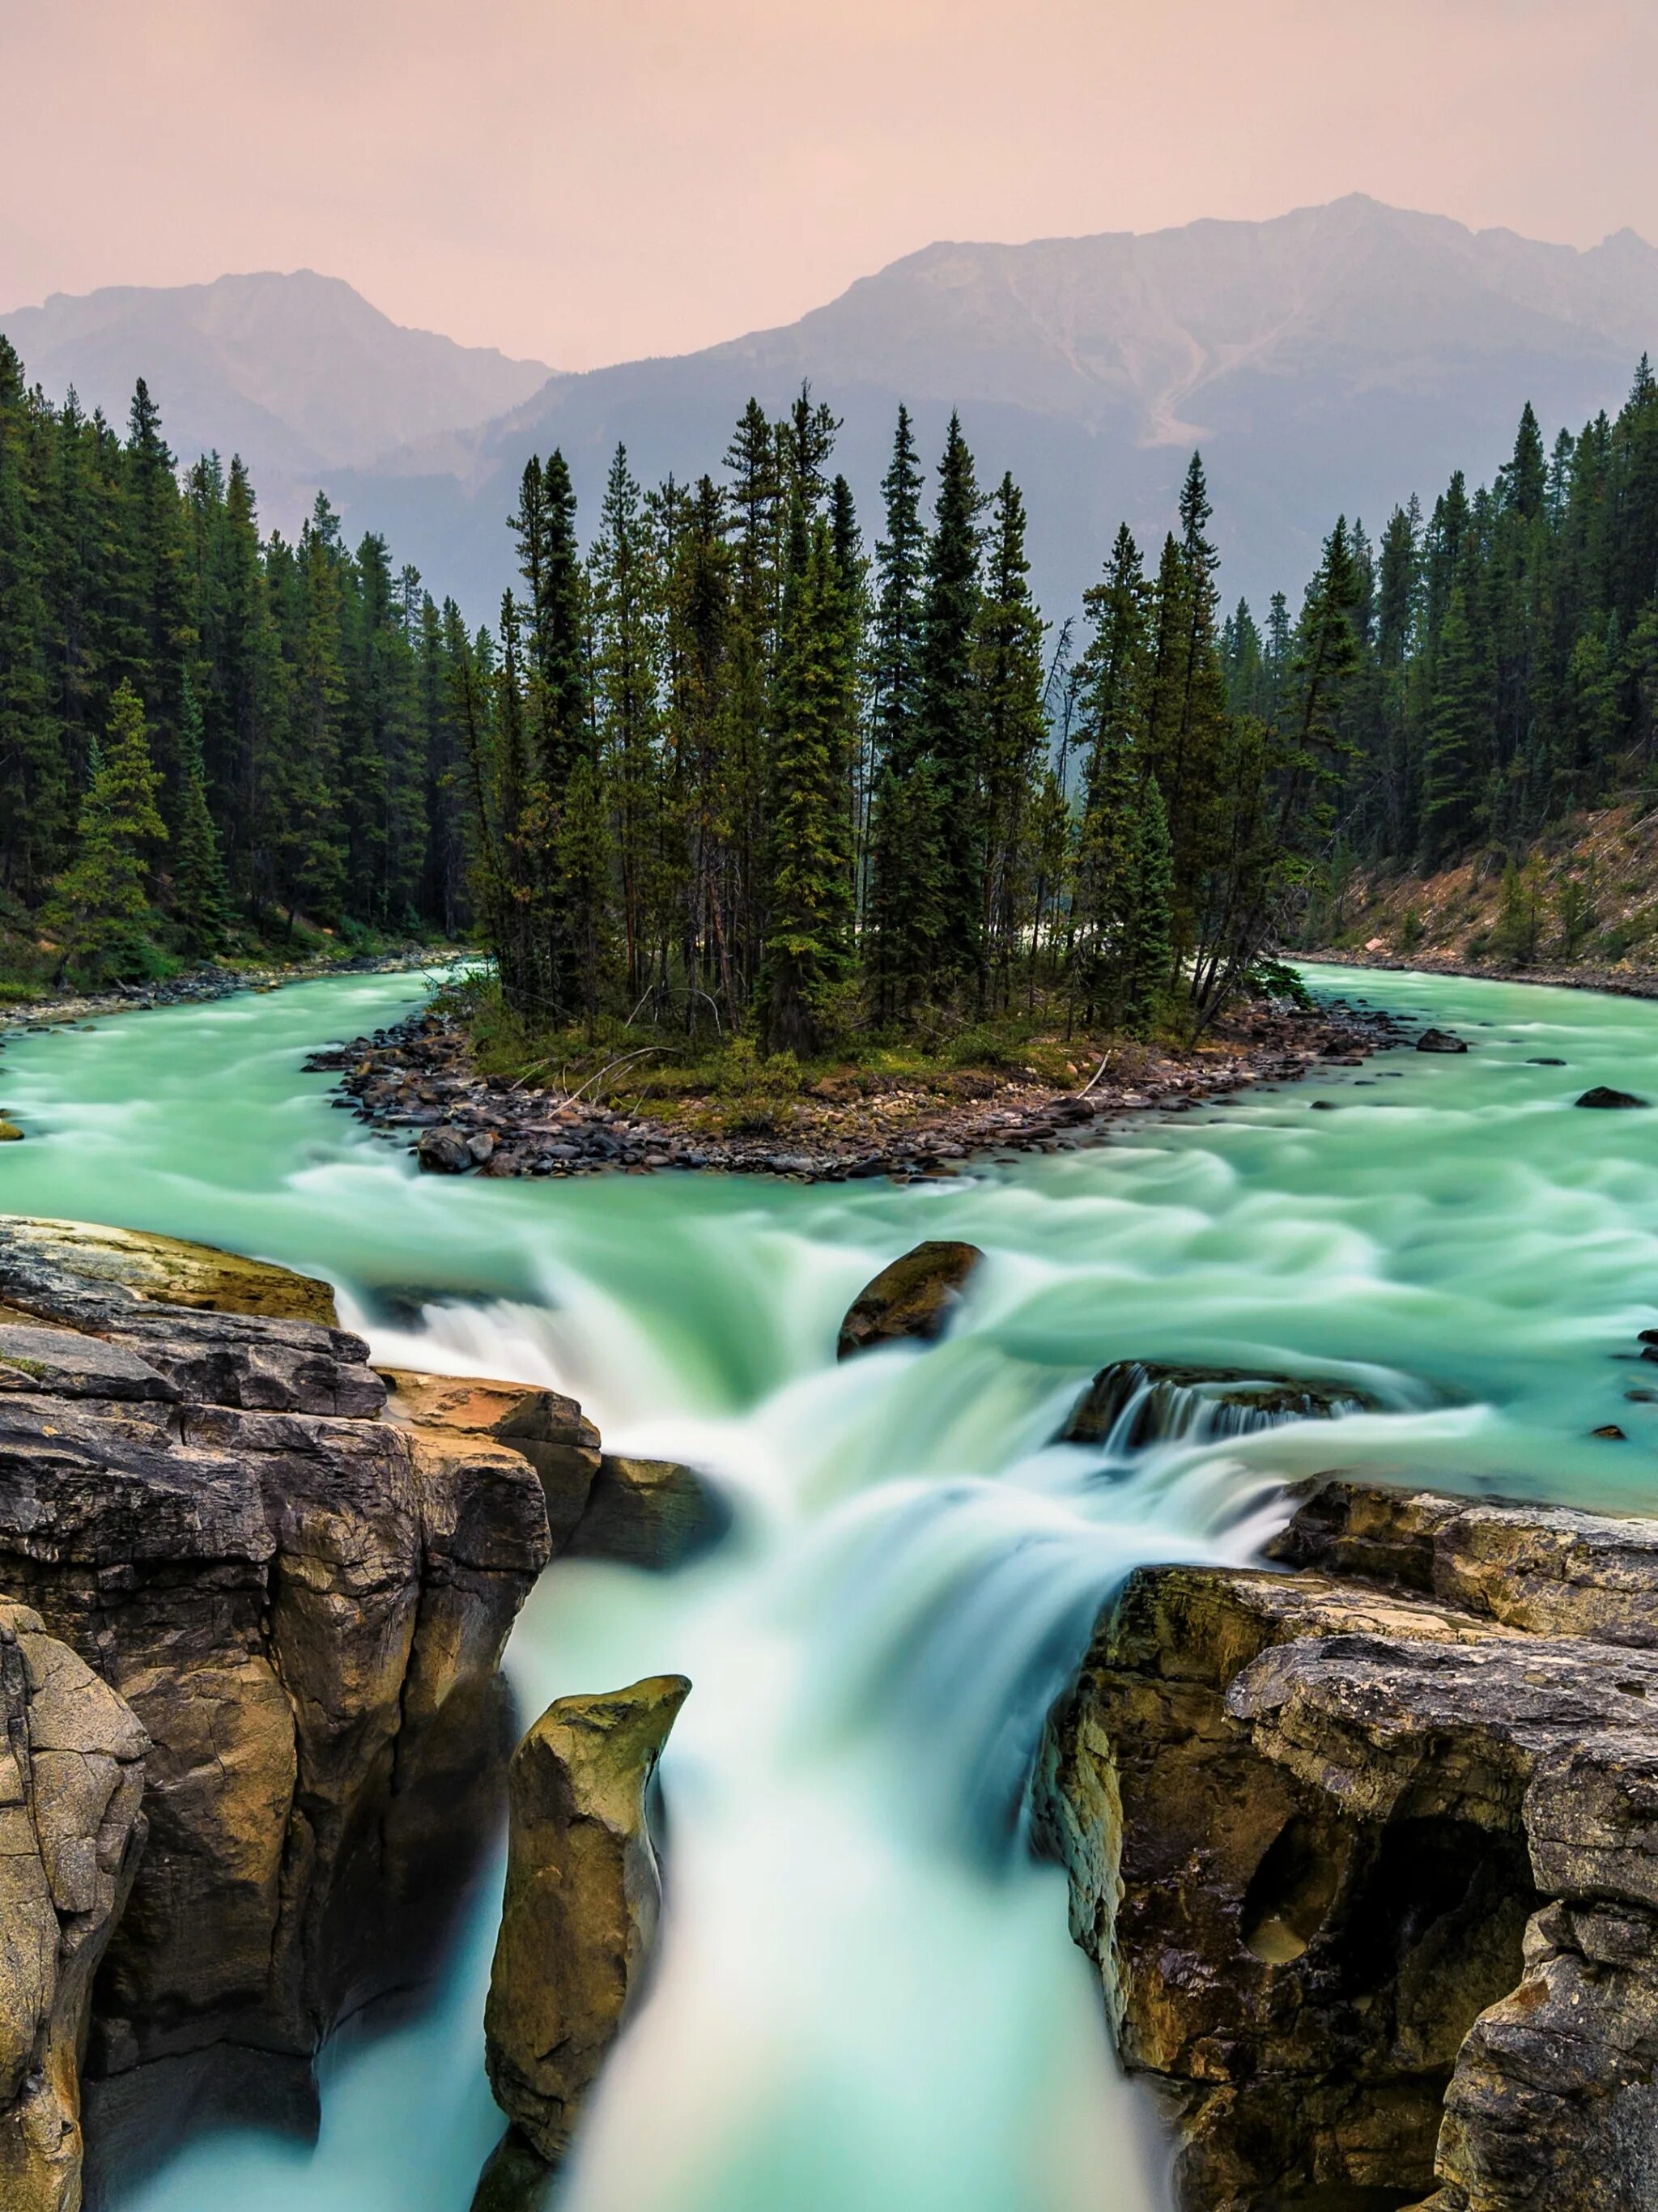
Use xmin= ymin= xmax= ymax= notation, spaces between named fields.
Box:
xmin=761 ymin=518 xmax=857 ymax=1053
xmin=975 ymin=473 xmax=1047 ymax=1007
xmin=170 ymin=674 xmax=233 ymax=955
xmin=45 ymin=680 xmax=167 ymax=981
xmin=1122 ymin=778 xmax=1174 ymax=1036
xmin=1073 ymin=525 xmax=1149 ymax=1020
xmin=914 ymin=413 xmax=984 ymax=988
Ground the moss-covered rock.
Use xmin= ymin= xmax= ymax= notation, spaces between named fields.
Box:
xmin=485 ymin=1676 xmax=690 ymax=2165
xmin=835 ymin=1240 xmax=984 ymax=1359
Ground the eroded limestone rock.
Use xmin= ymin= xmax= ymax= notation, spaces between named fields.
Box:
xmin=1040 ymin=1479 xmax=1658 ymax=2212
xmin=0 ymin=1599 xmax=146 ymax=2212
xmin=835 ymin=1240 xmax=984 ymax=1359
xmin=0 ymin=1217 xmax=562 ymax=2171
xmin=484 ymin=1675 xmax=690 ymax=2166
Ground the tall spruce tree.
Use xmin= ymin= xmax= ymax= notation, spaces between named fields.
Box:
xmin=45 ymin=679 xmax=167 ymax=981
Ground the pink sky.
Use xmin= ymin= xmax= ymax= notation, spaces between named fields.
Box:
xmin=2 ymin=0 xmax=1653 ymax=369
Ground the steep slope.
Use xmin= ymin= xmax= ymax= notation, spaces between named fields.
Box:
xmin=334 ymin=195 xmax=1658 ymax=619
xmin=0 ymin=270 xmax=554 ymax=531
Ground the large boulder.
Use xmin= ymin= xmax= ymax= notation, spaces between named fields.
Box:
xmin=1416 ymin=1029 xmax=1469 ymax=1054
xmin=484 ymin=1675 xmax=690 ymax=2167
xmin=0 ymin=1600 xmax=146 ymax=2212
xmin=835 ymin=1240 xmax=984 ymax=1359
xmin=1039 ymin=1478 xmax=1658 ymax=2212
xmin=0 ymin=1218 xmax=563 ymax=2172
xmin=565 ymin=1457 xmax=729 ymax=1572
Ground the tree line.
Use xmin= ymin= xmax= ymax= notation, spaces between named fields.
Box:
xmin=0 ymin=335 xmax=476 ymax=983
xmin=1237 ymin=359 xmax=1658 ymax=892
xmin=11 ymin=325 xmax=1647 ymax=1027
xmin=461 ymin=392 xmax=1363 ymax=1053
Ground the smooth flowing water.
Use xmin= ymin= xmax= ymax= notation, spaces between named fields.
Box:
xmin=6 ymin=963 xmax=1658 ymax=2212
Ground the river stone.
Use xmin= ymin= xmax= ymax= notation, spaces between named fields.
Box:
xmin=0 ymin=1122 xmax=22 ymax=1142
xmin=0 ymin=1599 xmax=147 ymax=2212
xmin=0 ymin=1216 xmax=337 ymax=1325
xmin=835 ymin=1240 xmax=985 ymax=1359
xmin=1416 ymin=1029 xmax=1469 ymax=1053
xmin=484 ymin=1675 xmax=691 ymax=2166
xmin=1041 ymin=1484 xmax=1658 ymax=2212
xmin=564 ymin=1455 xmax=729 ymax=1571
xmin=1575 ymin=1086 xmax=1648 ymax=1108
xmin=417 ymin=1125 xmax=473 ymax=1173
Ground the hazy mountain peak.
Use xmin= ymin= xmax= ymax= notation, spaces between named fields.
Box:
xmin=0 ymin=270 xmax=555 ymax=517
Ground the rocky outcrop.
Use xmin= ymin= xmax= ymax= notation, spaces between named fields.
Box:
xmin=484 ymin=1675 xmax=690 ymax=2169
xmin=1060 ymin=1360 xmax=1375 ymax=1450
xmin=836 ymin=1241 xmax=984 ymax=1359
xmin=0 ymin=1600 xmax=146 ymax=2212
xmin=1039 ymin=1478 xmax=1658 ymax=2212
xmin=1417 ymin=1029 xmax=1469 ymax=1053
xmin=0 ymin=1218 xmax=559 ymax=2176
xmin=0 ymin=1216 xmax=338 ymax=1325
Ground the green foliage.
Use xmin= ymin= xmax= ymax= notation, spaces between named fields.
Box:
xmin=43 ymin=680 xmax=168 ymax=983
xmin=0 ymin=344 xmax=468 ymax=979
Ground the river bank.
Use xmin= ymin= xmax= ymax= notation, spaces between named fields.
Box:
xmin=0 ymin=944 xmax=459 ymax=1040
xmin=1306 ymin=944 xmax=1658 ymax=1000
xmin=307 ymin=993 xmax=1405 ymax=1183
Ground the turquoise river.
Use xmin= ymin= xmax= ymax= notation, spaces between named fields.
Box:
xmin=3 ymin=961 xmax=1658 ymax=2212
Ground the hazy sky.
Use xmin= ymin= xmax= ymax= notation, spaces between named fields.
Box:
xmin=2 ymin=0 xmax=1654 ymax=368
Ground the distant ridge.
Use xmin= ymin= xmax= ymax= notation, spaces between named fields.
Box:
xmin=9 ymin=199 xmax=1657 ymax=615
xmin=330 ymin=194 xmax=1658 ymax=617
xmin=0 ymin=270 xmax=555 ymax=530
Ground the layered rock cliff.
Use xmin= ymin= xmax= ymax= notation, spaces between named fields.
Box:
xmin=0 ymin=1217 xmax=566 ymax=2189
xmin=1039 ymin=1478 xmax=1658 ymax=2212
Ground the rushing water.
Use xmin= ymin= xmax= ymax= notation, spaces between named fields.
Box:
xmin=5 ymin=963 xmax=1658 ymax=2212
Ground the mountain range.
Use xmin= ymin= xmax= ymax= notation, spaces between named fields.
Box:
xmin=0 ymin=270 xmax=551 ymax=521
xmin=6 ymin=197 xmax=1657 ymax=619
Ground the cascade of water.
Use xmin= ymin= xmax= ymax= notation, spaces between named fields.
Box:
xmin=1 ymin=962 xmax=1657 ymax=2210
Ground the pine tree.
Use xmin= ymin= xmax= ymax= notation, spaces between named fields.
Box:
xmin=45 ymin=679 xmax=167 ymax=981
xmin=170 ymin=673 xmax=233 ymax=955
xmin=1122 ymin=778 xmax=1174 ymax=1036
xmin=1421 ymin=581 xmax=1488 ymax=866
xmin=761 ymin=518 xmax=857 ymax=1053
xmin=914 ymin=413 xmax=984 ymax=988
xmin=1073 ymin=525 xmax=1149 ymax=1021
xmin=0 ymin=338 xmax=64 ymax=900
xmin=975 ymin=474 xmax=1047 ymax=1007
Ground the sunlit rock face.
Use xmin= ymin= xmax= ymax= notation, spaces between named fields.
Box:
xmin=0 ymin=1217 xmax=557 ymax=2177
xmin=484 ymin=1675 xmax=690 ymax=2167
xmin=1040 ymin=1479 xmax=1658 ymax=2212
xmin=0 ymin=1599 xmax=146 ymax=2212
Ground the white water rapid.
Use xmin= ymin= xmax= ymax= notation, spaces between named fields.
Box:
xmin=2 ymin=961 xmax=1657 ymax=2211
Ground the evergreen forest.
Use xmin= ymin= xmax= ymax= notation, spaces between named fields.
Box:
xmin=3 ymin=326 xmax=1658 ymax=1040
